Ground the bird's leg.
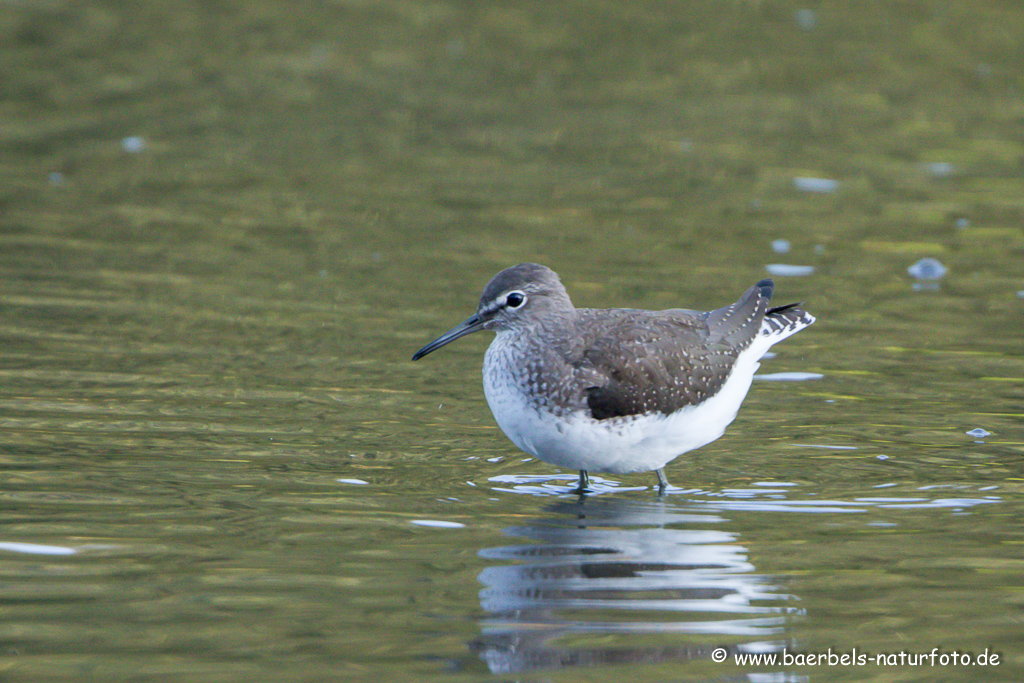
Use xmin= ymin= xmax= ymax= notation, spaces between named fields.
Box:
xmin=655 ymin=468 xmax=669 ymax=493
xmin=572 ymin=469 xmax=590 ymax=494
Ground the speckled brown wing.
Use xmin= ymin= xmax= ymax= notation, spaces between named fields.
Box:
xmin=573 ymin=281 xmax=772 ymax=420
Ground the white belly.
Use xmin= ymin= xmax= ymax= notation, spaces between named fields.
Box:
xmin=482 ymin=339 xmax=764 ymax=474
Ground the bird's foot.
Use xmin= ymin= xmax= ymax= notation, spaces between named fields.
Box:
xmin=571 ymin=470 xmax=591 ymax=495
xmin=655 ymin=468 xmax=669 ymax=494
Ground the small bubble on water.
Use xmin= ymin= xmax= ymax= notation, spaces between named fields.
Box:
xmin=907 ymin=257 xmax=947 ymax=280
xmin=771 ymin=239 xmax=791 ymax=254
xmin=922 ymin=162 xmax=955 ymax=177
xmin=794 ymin=8 xmax=817 ymax=30
xmin=121 ymin=135 xmax=146 ymax=153
xmin=965 ymin=428 xmax=991 ymax=439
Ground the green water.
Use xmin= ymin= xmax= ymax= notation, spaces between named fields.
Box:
xmin=1 ymin=1 xmax=1022 ymax=681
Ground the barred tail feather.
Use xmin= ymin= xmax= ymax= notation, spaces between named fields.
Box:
xmin=761 ymin=303 xmax=815 ymax=342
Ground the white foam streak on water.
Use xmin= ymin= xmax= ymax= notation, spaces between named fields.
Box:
xmin=410 ymin=519 xmax=466 ymax=529
xmin=753 ymin=372 xmax=823 ymax=381
xmin=0 ymin=542 xmax=77 ymax=555
xmin=765 ymin=264 xmax=816 ymax=277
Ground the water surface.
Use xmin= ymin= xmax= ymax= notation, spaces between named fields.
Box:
xmin=1 ymin=1 xmax=1022 ymax=681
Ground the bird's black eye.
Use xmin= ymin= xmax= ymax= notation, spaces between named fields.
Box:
xmin=505 ymin=292 xmax=525 ymax=308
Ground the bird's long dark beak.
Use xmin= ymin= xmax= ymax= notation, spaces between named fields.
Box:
xmin=411 ymin=313 xmax=485 ymax=360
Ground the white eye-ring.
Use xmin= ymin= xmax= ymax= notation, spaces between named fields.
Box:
xmin=504 ymin=291 xmax=526 ymax=309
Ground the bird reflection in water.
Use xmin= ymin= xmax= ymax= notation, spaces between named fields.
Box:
xmin=472 ymin=495 xmax=800 ymax=674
